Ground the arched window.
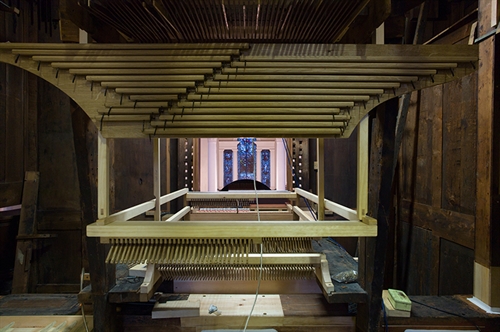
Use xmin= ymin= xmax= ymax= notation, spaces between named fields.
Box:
xmin=237 ymin=138 xmax=257 ymax=180
xmin=223 ymin=149 xmax=233 ymax=186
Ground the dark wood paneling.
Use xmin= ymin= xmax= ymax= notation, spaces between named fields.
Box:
xmin=35 ymin=230 xmax=82 ymax=291
xmin=439 ymin=238 xmax=474 ymax=295
xmin=398 ymin=222 xmax=439 ymax=296
xmin=399 ymin=91 xmax=420 ymax=201
xmin=400 ymin=199 xmax=474 ymax=249
xmin=414 ymin=88 xmax=434 ymax=206
xmin=37 ymin=82 xmax=81 ymax=212
xmin=324 ymin=128 xmax=357 ymax=209
xmin=442 ymin=73 xmax=477 ymax=215
xmin=111 ymin=138 xmax=154 ymax=213
xmin=0 ymin=181 xmax=23 ymax=207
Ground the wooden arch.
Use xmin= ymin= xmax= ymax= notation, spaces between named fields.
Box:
xmin=0 ymin=43 xmax=478 ymax=138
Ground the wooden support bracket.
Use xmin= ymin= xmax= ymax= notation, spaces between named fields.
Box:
xmin=315 ymin=253 xmax=335 ymax=296
xmin=140 ymin=264 xmax=162 ymax=302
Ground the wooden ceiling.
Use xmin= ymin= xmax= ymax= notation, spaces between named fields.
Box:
xmin=83 ymin=0 xmax=371 ymax=43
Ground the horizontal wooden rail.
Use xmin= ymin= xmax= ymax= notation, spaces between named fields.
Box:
xmin=33 ymin=55 xmax=232 ymax=62
xmin=116 ymin=88 xmax=187 ymax=94
xmin=230 ymin=61 xmax=459 ymax=69
xmin=101 ymin=81 xmax=198 ymax=88
xmin=144 ymin=127 xmax=343 ymax=138
xmin=51 ymin=61 xmax=223 ymax=69
xmin=89 ymin=75 xmax=205 ymax=82
xmin=164 ymin=206 xmax=191 ymax=222
xmin=292 ymin=206 xmax=316 ymax=221
xmin=203 ymin=81 xmax=402 ymax=89
xmin=128 ymin=95 xmax=179 ymax=101
xmin=186 ymin=190 xmax=297 ymax=200
xmin=214 ymin=74 xmax=419 ymax=82
xmin=222 ymin=67 xmax=437 ymax=76
xmin=157 ymin=114 xmax=349 ymax=122
xmin=185 ymin=94 xmax=370 ymax=101
xmin=14 ymin=49 xmax=240 ymax=56
xmin=1 ymin=43 xmax=249 ymax=49
xmin=195 ymin=87 xmax=385 ymax=95
xmin=176 ymin=101 xmax=355 ymax=108
xmin=96 ymin=188 xmax=188 ymax=225
xmin=87 ymin=220 xmax=377 ymax=238
xmin=70 ymin=68 xmax=214 ymax=75
xmin=101 ymin=115 xmax=150 ymax=122
xmin=150 ymin=120 xmax=346 ymax=128
xmin=164 ymin=107 xmax=342 ymax=115
xmin=294 ymin=187 xmax=358 ymax=220
xmin=97 ymin=108 xmax=160 ymax=115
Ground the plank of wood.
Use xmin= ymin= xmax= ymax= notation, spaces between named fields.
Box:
xmin=230 ymin=61 xmax=458 ymax=69
xmin=12 ymin=172 xmax=40 ymax=294
xmin=33 ymin=55 xmax=232 ymax=62
xmin=189 ymin=294 xmax=283 ymax=317
xmin=97 ymin=188 xmax=188 ymax=225
xmin=152 ymin=299 xmax=200 ymax=319
xmin=90 ymin=75 xmax=205 ymax=82
xmin=87 ymin=220 xmax=377 ymax=238
xmin=164 ymin=206 xmax=190 ymax=222
xmin=222 ymin=67 xmax=437 ymax=76
xmin=356 ymin=115 xmax=369 ymax=219
xmin=214 ymin=74 xmax=419 ymax=82
xmin=292 ymin=206 xmax=315 ymax=221
xmin=186 ymin=94 xmax=370 ymax=101
xmin=0 ymin=315 xmax=93 ymax=331
xmin=52 ymin=61 xmax=223 ymax=69
xmin=97 ymin=132 xmax=109 ymax=220
xmin=203 ymin=80 xmax=401 ymax=89
xmin=1 ymin=42 xmax=249 ymax=49
xmin=164 ymin=107 xmax=342 ymax=115
xmin=153 ymin=139 xmax=161 ymax=221
xmin=294 ymin=188 xmax=358 ymax=220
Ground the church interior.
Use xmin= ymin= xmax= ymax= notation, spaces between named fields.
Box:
xmin=1 ymin=0 xmax=500 ymax=331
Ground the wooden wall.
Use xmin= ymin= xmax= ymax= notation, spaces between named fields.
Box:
xmin=396 ymin=72 xmax=477 ymax=295
xmin=1 ymin=2 xmax=85 ymax=293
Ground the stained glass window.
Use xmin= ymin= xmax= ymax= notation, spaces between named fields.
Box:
xmin=223 ymin=149 xmax=233 ymax=186
xmin=261 ymin=149 xmax=271 ymax=188
xmin=237 ymin=138 xmax=256 ymax=179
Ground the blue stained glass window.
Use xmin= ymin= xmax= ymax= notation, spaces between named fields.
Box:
xmin=237 ymin=138 xmax=256 ymax=180
xmin=261 ymin=149 xmax=271 ymax=188
xmin=223 ymin=149 xmax=233 ymax=186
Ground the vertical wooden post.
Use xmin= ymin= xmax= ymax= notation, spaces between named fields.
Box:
xmin=166 ymin=138 xmax=171 ymax=212
xmin=357 ymin=117 xmax=369 ymax=220
xmin=317 ymin=138 xmax=325 ymax=221
xmin=97 ymin=132 xmax=109 ymax=220
xmin=153 ymin=138 xmax=161 ymax=221
xmin=192 ymin=138 xmax=200 ymax=191
xmin=287 ymin=138 xmax=293 ymax=191
xmin=474 ymin=0 xmax=500 ymax=311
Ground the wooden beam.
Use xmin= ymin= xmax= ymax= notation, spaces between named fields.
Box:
xmin=164 ymin=206 xmax=191 ymax=222
xmin=186 ymin=190 xmax=296 ymax=200
xmin=87 ymin=220 xmax=378 ymax=238
xmin=294 ymin=187 xmax=358 ymax=220
xmin=153 ymin=139 xmax=161 ymax=221
xmin=203 ymin=81 xmax=401 ymax=89
xmin=357 ymin=115 xmax=369 ymax=219
xmin=164 ymin=107 xmax=342 ymax=115
xmin=97 ymin=132 xmax=109 ymax=220
xmin=12 ymin=172 xmax=40 ymax=294
xmin=97 ymin=188 xmax=188 ymax=225
xmin=0 ymin=42 xmax=250 ymax=49
xmin=145 ymin=127 xmax=343 ymax=138
xmin=474 ymin=0 xmax=500 ymax=309
xmin=317 ymin=138 xmax=325 ymax=221
xmin=214 ymin=74 xmax=419 ymax=83
xmin=292 ymin=206 xmax=315 ymax=221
